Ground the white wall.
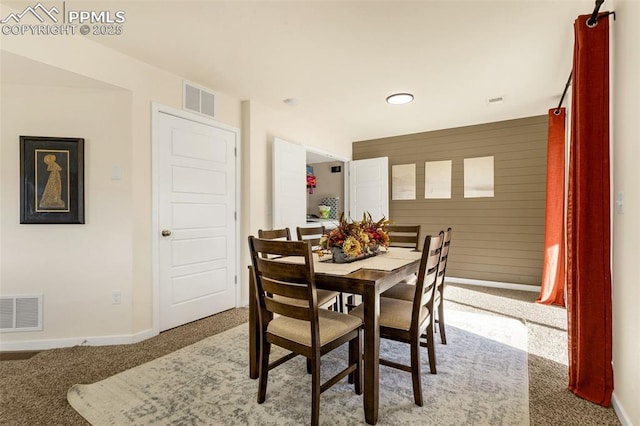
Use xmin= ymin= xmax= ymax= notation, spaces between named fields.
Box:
xmin=611 ymin=1 xmax=640 ymax=424
xmin=0 ymin=7 xmax=352 ymax=347
xmin=239 ymin=100 xmax=351 ymax=305
xmin=1 ymin=85 xmax=133 ymax=342
xmin=0 ymin=15 xmax=241 ymax=348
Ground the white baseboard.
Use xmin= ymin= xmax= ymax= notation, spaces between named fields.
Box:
xmin=0 ymin=328 xmax=156 ymax=352
xmin=447 ymin=277 xmax=541 ymax=293
xmin=611 ymin=392 xmax=632 ymax=426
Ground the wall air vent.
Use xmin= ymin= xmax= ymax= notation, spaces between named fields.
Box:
xmin=0 ymin=295 xmax=43 ymax=332
xmin=183 ymin=80 xmax=216 ymax=119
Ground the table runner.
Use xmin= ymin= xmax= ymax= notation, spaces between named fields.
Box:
xmin=354 ymin=253 xmax=420 ymax=272
xmin=274 ymin=248 xmax=421 ymax=276
xmin=382 ymin=247 xmax=423 ymax=261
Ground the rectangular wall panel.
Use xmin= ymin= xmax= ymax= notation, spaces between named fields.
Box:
xmin=172 ymin=166 xmax=226 ymax=195
xmin=171 ymin=128 xmax=224 ymax=162
xmin=171 ymin=237 xmax=226 ymax=266
xmin=172 ymin=204 xmax=225 ymax=229
xmin=171 ymin=268 xmax=228 ymax=304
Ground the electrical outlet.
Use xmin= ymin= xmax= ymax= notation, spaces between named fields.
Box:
xmin=112 ymin=290 xmax=121 ymax=305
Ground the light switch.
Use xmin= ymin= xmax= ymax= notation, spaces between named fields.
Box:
xmin=111 ymin=165 xmax=122 ymax=180
xmin=615 ymin=192 xmax=624 ymax=215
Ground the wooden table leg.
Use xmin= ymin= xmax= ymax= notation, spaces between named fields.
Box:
xmin=248 ymin=267 xmax=259 ymax=379
xmin=363 ymin=287 xmax=380 ymax=425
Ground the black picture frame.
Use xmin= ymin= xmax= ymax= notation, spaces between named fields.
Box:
xmin=20 ymin=136 xmax=85 ymax=224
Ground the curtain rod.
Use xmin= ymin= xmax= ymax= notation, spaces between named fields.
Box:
xmin=554 ymin=71 xmax=572 ymax=115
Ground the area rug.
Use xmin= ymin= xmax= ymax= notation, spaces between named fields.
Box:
xmin=68 ymin=310 xmax=529 ymax=425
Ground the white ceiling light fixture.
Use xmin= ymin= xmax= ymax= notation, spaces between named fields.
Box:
xmin=283 ymin=98 xmax=299 ymax=106
xmin=386 ymin=93 xmax=414 ymax=105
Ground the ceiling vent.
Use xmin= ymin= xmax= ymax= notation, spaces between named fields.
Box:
xmin=0 ymin=295 xmax=43 ymax=332
xmin=183 ymin=80 xmax=216 ymax=119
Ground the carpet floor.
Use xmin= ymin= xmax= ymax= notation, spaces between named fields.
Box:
xmin=0 ymin=284 xmax=621 ymax=425
xmin=67 ymin=310 xmax=528 ymax=425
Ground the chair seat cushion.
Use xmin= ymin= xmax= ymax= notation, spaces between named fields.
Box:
xmin=349 ymin=297 xmax=428 ymax=332
xmin=268 ymin=308 xmax=362 ymax=347
xmin=274 ymin=290 xmax=339 ymax=308
xmin=380 ymin=282 xmax=414 ymax=301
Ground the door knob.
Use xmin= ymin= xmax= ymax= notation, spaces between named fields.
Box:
xmin=161 ymin=229 xmax=172 ymax=237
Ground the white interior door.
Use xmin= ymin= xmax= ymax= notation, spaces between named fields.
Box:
xmin=158 ymin=111 xmax=236 ymax=331
xmin=349 ymin=157 xmax=389 ymax=221
xmin=272 ymin=137 xmax=306 ymax=230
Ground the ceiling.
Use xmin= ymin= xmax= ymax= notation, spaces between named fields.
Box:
xmin=2 ymin=0 xmax=599 ymax=142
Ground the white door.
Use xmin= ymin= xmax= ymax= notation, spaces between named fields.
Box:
xmin=349 ymin=157 xmax=389 ymax=221
xmin=158 ymin=111 xmax=236 ymax=331
xmin=272 ymin=137 xmax=306 ymax=230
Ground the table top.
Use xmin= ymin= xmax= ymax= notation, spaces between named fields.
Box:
xmin=252 ymin=247 xmax=421 ymax=294
xmin=313 ymin=248 xmax=422 ymax=294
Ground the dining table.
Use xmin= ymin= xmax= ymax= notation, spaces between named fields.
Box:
xmin=248 ymin=247 xmax=423 ymax=425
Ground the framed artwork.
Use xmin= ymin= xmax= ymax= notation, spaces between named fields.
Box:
xmin=391 ymin=163 xmax=416 ymax=200
xmin=20 ymin=136 xmax=85 ymax=224
xmin=424 ymin=160 xmax=452 ymax=199
xmin=464 ymin=156 xmax=494 ymax=198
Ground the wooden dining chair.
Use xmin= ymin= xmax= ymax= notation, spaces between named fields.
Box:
xmin=297 ymin=225 xmax=349 ymax=312
xmin=258 ymin=228 xmax=340 ymax=310
xmin=296 ymin=225 xmax=326 ymax=248
xmin=349 ymin=232 xmax=444 ymax=406
xmin=258 ymin=227 xmax=291 ymax=244
xmin=248 ymin=236 xmax=363 ymax=426
xmin=382 ymin=228 xmax=452 ymax=344
xmin=386 ymin=224 xmax=421 ymax=250
xmin=380 ymin=224 xmax=422 ymax=289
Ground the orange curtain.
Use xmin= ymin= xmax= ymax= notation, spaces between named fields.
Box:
xmin=567 ymin=13 xmax=613 ymax=406
xmin=537 ymin=108 xmax=566 ymax=306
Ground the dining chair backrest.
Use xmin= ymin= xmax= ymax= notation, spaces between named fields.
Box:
xmin=411 ymin=232 xmax=444 ymax=327
xmin=258 ymin=228 xmax=292 ymax=258
xmin=261 ymin=227 xmax=341 ymax=310
xmin=296 ymin=225 xmax=326 ymax=247
xmin=436 ymin=228 xmax=452 ymax=290
xmin=386 ymin=225 xmax=421 ymax=250
xmin=258 ymin=228 xmax=292 ymax=241
xmin=433 ymin=227 xmax=452 ymax=344
xmin=249 ymin=236 xmax=319 ymax=332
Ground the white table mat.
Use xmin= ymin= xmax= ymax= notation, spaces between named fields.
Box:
xmin=380 ymin=247 xmax=423 ymax=261
xmin=354 ymin=253 xmax=421 ymax=272
xmin=274 ymin=248 xmax=421 ymax=276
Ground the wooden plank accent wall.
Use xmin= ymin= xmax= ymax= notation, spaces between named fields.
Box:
xmin=353 ymin=115 xmax=547 ymax=286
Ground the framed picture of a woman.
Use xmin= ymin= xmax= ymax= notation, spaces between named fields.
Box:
xmin=20 ymin=136 xmax=85 ymax=224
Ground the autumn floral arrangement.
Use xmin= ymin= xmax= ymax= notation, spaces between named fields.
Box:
xmin=319 ymin=212 xmax=390 ymax=261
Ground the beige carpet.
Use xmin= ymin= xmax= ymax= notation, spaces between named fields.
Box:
xmin=67 ymin=309 xmax=528 ymax=425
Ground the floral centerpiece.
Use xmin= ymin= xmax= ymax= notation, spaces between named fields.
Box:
xmin=319 ymin=212 xmax=390 ymax=263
